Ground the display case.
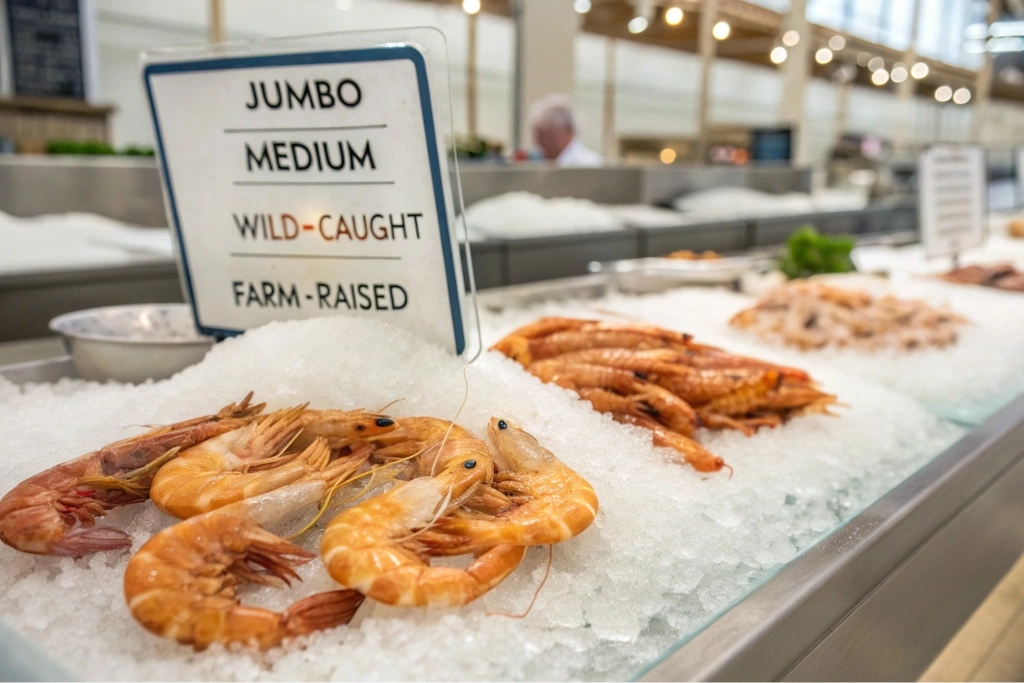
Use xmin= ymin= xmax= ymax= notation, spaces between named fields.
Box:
xmin=1 ymin=267 xmax=1022 ymax=681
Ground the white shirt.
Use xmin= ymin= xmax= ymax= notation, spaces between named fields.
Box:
xmin=555 ymin=138 xmax=602 ymax=167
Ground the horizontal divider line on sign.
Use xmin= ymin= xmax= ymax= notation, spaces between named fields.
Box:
xmin=223 ymin=124 xmax=388 ymax=133
xmin=229 ymin=253 xmax=401 ymax=260
xmin=232 ymin=181 xmax=395 ymax=186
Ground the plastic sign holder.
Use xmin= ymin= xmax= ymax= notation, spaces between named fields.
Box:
xmin=918 ymin=144 xmax=987 ymax=264
xmin=1016 ymin=146 xmax=1024 ymax=209
xmin=141 ymin=29 xmax=478 ymax=356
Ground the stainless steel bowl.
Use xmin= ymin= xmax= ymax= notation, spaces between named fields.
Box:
xmin=48 ymin=304 xmax=215 ymax=383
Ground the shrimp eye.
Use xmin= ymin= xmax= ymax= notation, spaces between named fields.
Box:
xmin=375 ymin=418 xmax=395 ymax=427
xmin=497 ymin=420 xmax=508 ymax=430
xmin=463 ymin=460 xmax=476 ymax=469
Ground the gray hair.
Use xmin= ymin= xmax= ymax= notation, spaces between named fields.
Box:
xmin=529 ymin=93 xmax=576 ymax=133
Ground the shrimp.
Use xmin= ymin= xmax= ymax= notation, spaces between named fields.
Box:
xmin=611 ymin=412 xmax=728 ymax=473
xmin=493 ymin=328 xmax=692 ymax=366
xmin=124 ymin=438 xmax=365 ymax=650
xmin=150 ymin=405 xmax=395 ymax=519
xmin=701 ymin=370 xmax=782 ymax=416
xmin=529 ymin=361 xmax=697 ymax=435
xmin=501 ymin=317 xmax=592 ymax=340
xmin=367 ymin=417 xmax=477 ymax=465
xmin=418 ymin=418 xmax=598 ymax=555
xmin=0 ymin=393 xmax=264 ymax=557
xmin=321 ymin=437 xmax=526 ymax=607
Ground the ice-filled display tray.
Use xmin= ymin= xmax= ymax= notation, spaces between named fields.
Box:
xmin=0 ymin=349 xmax=1022 ymax=682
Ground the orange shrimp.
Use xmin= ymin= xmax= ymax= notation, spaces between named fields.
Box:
xmin=418 ymin=418 xmax=598 ymax=555
xmin=501 ymin=317 xmax=592 ymax=340
xmin=0 ymin=393 xmax=264 ymax=557
xmin=702 ymin=370 xmax=782 ymax=416
xmin=150 ymin=406 xmax=394 ymax=519
xmin=611 ymin=412 xmax=728 ymax=473
xmin=529 ymin=361 xmax=698 ymax=435
xmin=321 ymin=438 xmax=526 ymax=607
xmin=493 ymin=328 xmax=691 ymax=366
xmin=366 ymin=416 xmax=477 ymax=464
xmin=125 ymin=440 xmax=364 ymax=650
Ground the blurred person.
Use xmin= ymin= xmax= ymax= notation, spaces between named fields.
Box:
xmin=529 ymin=94 xmax=602 ymax=167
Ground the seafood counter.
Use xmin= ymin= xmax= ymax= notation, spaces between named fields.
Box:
xmin=1 ymin=271 xmax=1024 ymax=680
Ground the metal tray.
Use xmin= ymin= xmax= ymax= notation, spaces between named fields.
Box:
xmin=588 ymin=255 xmax=766 ymax=293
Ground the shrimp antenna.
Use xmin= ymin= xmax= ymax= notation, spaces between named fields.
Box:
xmin=287 ymin=450 xmax=426 ymax=539
xmin=375 ymin=398 xmax=405 ymax=413
xmin=487 ymin=545 xmax=553 ymax=619
xmin=429 ymin=362 xmax=474 ymax=477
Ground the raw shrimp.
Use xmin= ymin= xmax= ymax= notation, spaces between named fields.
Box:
xmin=124 ymin=438 xmax=365 ymax=650
xmin=321 ymin=437 xmax=526 ymax=607
xmin=0 ymin=393 xmax=264 ymax=557
xmin=611 ymin=412 xmax=727 ymax=473
xmin=150 ymin=405 xmax=394 ymax=519
xmin=701 ymin=370 xmax=781 ymax=416
xmin=501 ymin=317 xmax=591 ymax=340
xmin=529 ymin=361 xmax=698 ymax=434
xmin=418 ymin=418 xmax=599 ymax=554
xmin=493 ymin=326 xmax=692 ymax=366
xmin=367 ymin=416 xmax=477 ymax=465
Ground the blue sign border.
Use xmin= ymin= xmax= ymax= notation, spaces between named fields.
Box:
xmin=143 ymin=46 xmax=465 ymax=354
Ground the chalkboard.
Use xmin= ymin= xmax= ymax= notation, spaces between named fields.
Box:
xmin=750 ymin=127 xmax=793 ymax=165
xmin=5 ymin=0 xmax=86 ymax=98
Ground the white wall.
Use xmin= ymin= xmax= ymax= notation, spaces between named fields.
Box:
xmin=91 ymin=0 xmax=1024 ymax=163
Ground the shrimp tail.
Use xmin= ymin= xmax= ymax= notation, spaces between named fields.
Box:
xmin=283 ymin=590 xmax=365 ymax=636
xmin=52 ymin=526 xmax=132 ymax=556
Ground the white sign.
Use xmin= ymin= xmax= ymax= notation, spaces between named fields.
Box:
xmin=918 ymin=145 xmax=986 ymax=258
xmin=144 ymin=45 xmax=467 ymax=354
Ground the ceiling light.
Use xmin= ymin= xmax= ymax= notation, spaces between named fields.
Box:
xmin=891 ymin=65 xmax=908 ymax=82
xmin=573 ymin=0 xmax=591 ymax=13
xmin=335 ymin=0 xmax=353 ymax=8
xmin=462 ymin=0 xmax=480 ymax=14
xmin=770 ymin=46 xmax=788 ymax=64
xmin=660 ymin=148 xmax=677 ymax=164
xmin=712 ymin=21 xmax=730 ymax=40
xmin=934 ymin=85 xmax=952 ymax=102
xmin=856 ymin=52 xmax=871 ymax=66
xmin=868 ymin=56 xmax=885 ymax=71
xmin=628 ymin=16 xmax=649 ymax=33
xmin=665 ymin=7 xmax=683 ymax=25
xmin=911 ymin=62 xmax=929 ymax=79
xmin=871 ymin=68 xmax=889 ymax=85
xmin=782 ymin=30 xmax=800 ymax=46
xmin=828 ymin=35 xmax=846 ymax=51
xmin=953 ymin=87 xmax=971 ymax=104
xmin=815 ymin=47 xmax=833 ymax=64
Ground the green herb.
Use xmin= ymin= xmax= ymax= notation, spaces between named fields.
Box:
xmin=778 ymin=225 xmax=855 ymax=280
xmin=45 ymin=140 xmax=155 ymax=156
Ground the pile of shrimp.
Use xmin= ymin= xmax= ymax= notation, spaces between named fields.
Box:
xmin=491 ymin=317 xmax=836 ymax=474
xmin=730 ymin=280 xmax=969 ymax=351
xmin=941 ymin=263 xmax=1024 ymax=292
xmin=0 ymin=396 xmax=597 ymax=652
